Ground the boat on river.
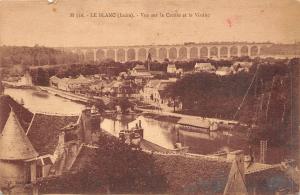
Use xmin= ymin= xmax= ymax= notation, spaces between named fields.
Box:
xmin=177 ymin=117 xmax=219 ymax=133
xmin=32 ymin=90 xmax=49 ymax=98
xmin=119 ymin=126 xmax=144 ymax=149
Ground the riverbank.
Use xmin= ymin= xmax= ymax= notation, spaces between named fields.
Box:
xmin=142 ymin=112 xmax=180 ymax=123
xmin=38 ymin=86 xmax=90 ymax=103
xmin=3 ymin=82 xmax=36 ymax=89
xmin=138 ymin=107 xmax=239 ymax=124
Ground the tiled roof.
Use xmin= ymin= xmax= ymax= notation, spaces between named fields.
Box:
xmin=69 ymin=147 xmax=232 ymax=193
xmin=0 ymin=95 xmax=33 ymax=133
xmin=0 ymin=110 xmax=38 ymax=160
xmin=69 ymin=145 xmax=97 ymax=172
xmin=26 ymin=113 xmax=79 ymax=155
xmin=50 ymin=76 xmax=60 ymax=83
xmin=145 ymin=80 xmax=161 ymax=88
xmin=245 ymin=166 xmax=298 ymax=193
xmin=71 ymin=75 xmax=91 ymax=84
xmin=153 ymin=154 xmax=232 ymax=193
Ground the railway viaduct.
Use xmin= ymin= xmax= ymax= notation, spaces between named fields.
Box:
xmin=59 ymin=42 xmax=273 ymax=62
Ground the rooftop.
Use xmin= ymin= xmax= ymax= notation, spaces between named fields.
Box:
xmin=0 ymin=109 xmax=38 ymax=160
xmin=245 ymin=166 xmax=298 ymax=193
xmin=26 ymin=113 xmax=79 ymax=155
xmin=0 ymin=95 xmax=33 ymax=134
xmin=153 ymin=154 xmax=232 ymax=193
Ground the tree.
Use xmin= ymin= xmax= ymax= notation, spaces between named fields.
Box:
xmin=114 ymin=97 xmax=133 ymax=114
xmin=35 ymin=68 xmax=49 ymax=86
xmin=92 ymin=99 xmax=106 ymax=113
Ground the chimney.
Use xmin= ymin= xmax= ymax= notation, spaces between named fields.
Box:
xmin=58 ymin=131 xmax=65 ymax=147
xmin=227 ymin=150 xmax=245 ymax=180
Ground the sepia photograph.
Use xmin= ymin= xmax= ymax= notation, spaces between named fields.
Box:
xmin=0 ymin=0 xmax=300 ymax=194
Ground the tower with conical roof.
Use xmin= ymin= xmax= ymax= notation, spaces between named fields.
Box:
xmin=0 ymin=108 xmax=38 ymax=193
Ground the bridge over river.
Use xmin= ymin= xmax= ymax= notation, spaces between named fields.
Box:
xmin=57 ymin=42 xmax=272 ymax=62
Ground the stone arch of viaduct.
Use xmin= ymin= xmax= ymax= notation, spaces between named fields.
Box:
xmin=71 ymin=44 xmax=272 ymax=62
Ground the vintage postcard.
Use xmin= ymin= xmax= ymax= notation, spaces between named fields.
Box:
xmin=0 ymin=0 xmax=300 ymax=194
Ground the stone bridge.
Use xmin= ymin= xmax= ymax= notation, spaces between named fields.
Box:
xmin=59 ymin=43 xmax=272 ymax=62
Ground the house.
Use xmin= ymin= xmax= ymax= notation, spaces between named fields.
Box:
xmin=98 ymin=80 xmax=135 ymax=97
xmin=167 ymin=64 xmax=177 ymax=74
xmin=130 ymin=64 xmax=153 ymax=78
xmin=244 ymin=162 xmax=299 ymax=194
xmin=49 ymin=76 xmax=60 ymax=88
xmin=154 ymin=150 xmax=298 ymax=194
xmin=68 ymin=75 xmax=93 ymax=93
xmin=194 ymin=62 xmax=216 ymax=73
xmin=143 ymin=79 xmax=162 ymax=103
xmin=24 ymin=107 xmax=100 ymax=178
xmin=0 ymin=97 xmax=105 ymax=194
xmin=216 ymin=67 xmax=232 ymax=76
xmin=89 ymin=82 xmax=104 ymax=95
xmin=36 ymin=137 xmax=298 ymax=194
xmin=37 ymin=144 xmax=246 ymax=194
xmin=51 ymin=75 xmax=93 ymax=93
xmin=176 ymin=68 xmax=184 ymax=75
xmin=232 ymin=62 xmax=253 ymax=73
xmin=142 ymin=79 xmax=182 ymax=112
xmin=57 ymin=78 xmax=71 ymax=91
xmin=129 ymin=65 xmax=153 ymax=86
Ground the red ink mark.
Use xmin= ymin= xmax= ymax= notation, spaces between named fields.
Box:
xmin=226 ymin=18 xmax=232 ymax=28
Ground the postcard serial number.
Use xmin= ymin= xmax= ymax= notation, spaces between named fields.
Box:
xmin=70 ymin=12 xmax=135 ymax=18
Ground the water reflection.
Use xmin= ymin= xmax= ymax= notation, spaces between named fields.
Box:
xmin=100 ymin=115 xmax=248 ymax=154
xmin=100 ymin=114 xmax=289 ymax=164
xmin=100 ymin=116 xmax=176 ymax=149
xmin=4 ymin=88 xmax=85 ymax=114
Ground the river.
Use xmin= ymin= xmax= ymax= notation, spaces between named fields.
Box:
xmin=4 ymin=88 xmax=85 ymax=114
xmin=4 ymin=88 xmax=291 ymax=164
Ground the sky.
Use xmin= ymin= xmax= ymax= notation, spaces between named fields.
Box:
xmin=1 ymin=0 xmax=300 ymax=47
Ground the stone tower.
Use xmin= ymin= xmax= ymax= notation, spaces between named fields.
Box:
xmin=0 ymin=108 xmax=38 ymax=194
